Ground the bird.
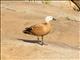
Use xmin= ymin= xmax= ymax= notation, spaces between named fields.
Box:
xmin=23 ymin=16 xmax=56 ymax=45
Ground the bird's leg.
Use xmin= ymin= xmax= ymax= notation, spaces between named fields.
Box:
xmin=37 ymin=36 xmax=41 ymax=42
xmin=37 ymin=36 xmax=39 ymax=41
xmin=41 ymin=36 xmax=47 ymax=45
xmin=41 ymin=36 xmax=44 ymax=45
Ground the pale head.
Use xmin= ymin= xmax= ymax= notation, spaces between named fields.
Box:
xmin=45 ymin=16 xmax=56 ymax=23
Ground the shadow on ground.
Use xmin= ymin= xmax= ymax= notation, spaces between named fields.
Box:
xmin=17 ymin=38 xmax=42 ymax=45
xmin=17 ymin=38 xmax=80 ymax=50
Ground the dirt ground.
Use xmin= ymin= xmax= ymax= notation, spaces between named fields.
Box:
xmin=1 ymin=1 xmax=80 ymax=60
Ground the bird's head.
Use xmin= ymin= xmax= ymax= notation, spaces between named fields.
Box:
xmin=45 ymin=16 xmax=56 ymax=23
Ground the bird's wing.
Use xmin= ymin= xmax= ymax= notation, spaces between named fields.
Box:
xmin=30 ymin=23 xmax=49 ymax=36
xmin=31 ymin=24 xmax=44 ymax=31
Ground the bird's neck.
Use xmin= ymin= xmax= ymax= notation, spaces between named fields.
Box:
xmin=44 ymin=22 xmax=51 ymax=26
xmin=45 ymin=19 xmax=50 ymax=23
xmin=44 ymin=22 xmax=51 ymax=29
xmin=45 ymin=21 xmax=50 ymax=24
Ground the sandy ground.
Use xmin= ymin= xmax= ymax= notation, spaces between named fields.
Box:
xmin=1 ymin=1 xmax=80 ymax=60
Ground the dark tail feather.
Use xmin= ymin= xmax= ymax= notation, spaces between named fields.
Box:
xmin=23 ymin=27 xmax=32 ymax=34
